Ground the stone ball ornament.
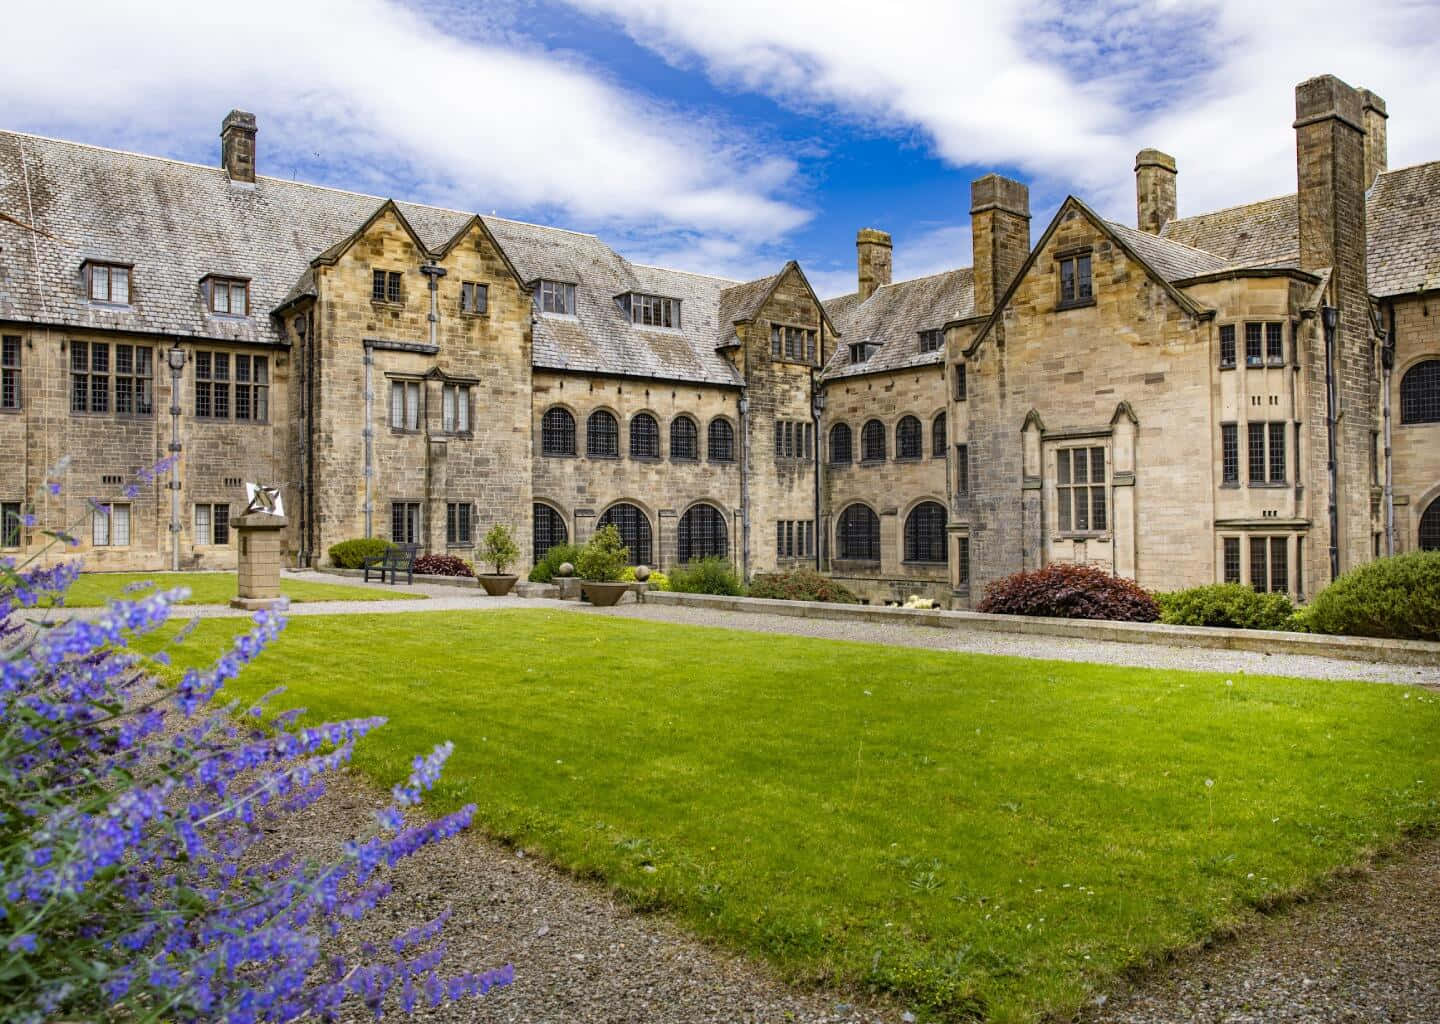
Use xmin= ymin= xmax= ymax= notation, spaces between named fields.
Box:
xmin=633 ymin=564 xmax=652 ymax=582
xmin=557 ymin=562 xmax=575 ymax=578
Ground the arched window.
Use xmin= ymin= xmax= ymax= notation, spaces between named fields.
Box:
xmin=708 ymin=418 xmax=735 ymax=462
xmin=829 ymin=422 xmax=852 ymax=464
xmin=904 ymin=501 xmax=948 ymax=563
xmin=587 ymin=410 xmax=618 ymax=457
xmin=1400 ymin=360 xmax=1440 ymax=424
xmin=837 ymin=504 xmax=880 ymax=561
xmin=598 ymin=503 xmax=652 ymax=565
xmin=677 ymin=503 xmax=728 ymax=563
xmin=670 ymin=416 xmax=698 ymax=460
xmin=1421 ymin=497 xmax=1440 ymax=551
xmin=896 ymin=416 xmax=922 ymax=460
xmin=932 ymin=413 xmax=946 ymax=457
xmin=541 ymin=407 xmax=576 ymax=456
xmin=533 ymin=503 xmax=567 ymax=560
xmin=630 ymin=412 xmax=659 ymax=459
xmin=861 ymin=419 xmax=886 ymax=462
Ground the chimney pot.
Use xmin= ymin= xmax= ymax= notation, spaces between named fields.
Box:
xmin=221 ymin=109 xmax=258 ymax=184
xmin=856 ymin=228 xmax=892 ymax=301
xmin=1134 ymin=148 xmax=1177 ymax=234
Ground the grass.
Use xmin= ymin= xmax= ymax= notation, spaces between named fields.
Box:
xmin=61 ymin=571 xmax=425 ymax=607
xmin=151 ymin=609 xmax=1440 ymax=1022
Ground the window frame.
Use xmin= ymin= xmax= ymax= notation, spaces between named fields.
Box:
xmin=536 ymin=280 xmax=577 ymax=316
xmin=836 ymin=503 xmax=880 ymax=562
xmin=91 ymin=502 xmax=132 ymax=547
xmin=829 ymin=422 xmax=852 ymax=465
xmin=532 ymin=503 xmax=568 ymax=560
xmin=598 ymin=502 xmax=653 ymax=566
xmin=1055 ymin=445 xmax=1108 ymax=537
xmin=1056 ymin=252 xmax=1093 ymax=309
xmin=1 ymin=335 xmax=18 ymax=412
xmin=541 ymin=407 xmax=577 ymax=457
xmin=669 ymin=415 xmax=698 ymax=462
xmin=206 ymin=276 xmax=250 ymax=317
xmin=707 ymin=417 xmax=735 ymax=463
xmin=860 ymin=419 xmax=887 ymax=463
xmin=678 ymin=503 xmax=728 ymax=563
xmin=771 ymin=323 xmax=819 ymax=365
xmin=903 ymin=501 xmax=948 ymax=565
xmin=71 ymin=341 xmax=154 ymax=418
xmin=390 ymin=501 xmax=422 ymax=545
xmin=932 ymin=413 xmax=946 ymax=458
xmin=955 ymin=443 xmax=969 ymax=496
xmin=441 ymin=383 xmax=471 ymax=434
xmin=626 ymin=292 xmax=681 ymax=329
xmin=586 ymin=409 xmax=620 ymax=459
xmin=389 ymin=379 xmax=422 ymax=432
xmin=2 ymin=501 xmax=23 ymax=549
xmin=371 ymin=269 xmax=404 ymax=305
xmin=445 ymin=501 xmax=473 ymax=547
xmin=460 ymin=281 xmax=489 ymax=316
xmin=953 ymin=363 xmax=967 ymax=401
xmin=1219 ymin=324 xmax=1236 ymax=369
xmin=193 ymin=502 xmax=231 ymax=546
xmin=1246 ymin=420 xmax=1287 ymax=486
xmin=895 ymin=415 xmax=923 ymax=461
xmin=918 ymin=328 xmax=943 ymax=354
xmin=1400 ymin=360 xmax=1440 ymax=425
xmin=629 ymin=412 xmax=660 ymax=460
xmin=1221 ymin=422 xmax=1239 ymax=485
xmin=86 ymin=262 xmax=132 ymax=306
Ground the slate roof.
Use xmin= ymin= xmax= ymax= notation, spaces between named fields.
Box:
xmin=1104 ymin=219 xmax=1230 ymax=282
xmin=820 ymin=268 xmax=974 ymax=380
xmin=0 ymin=130 xmax=747 ymax=385
xmin=1160 ymin=160 xmax=1440 ymax=296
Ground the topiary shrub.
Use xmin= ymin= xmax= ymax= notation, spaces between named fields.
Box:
xmin=480 ymin=524 xmax=519 ymax=575
xmin=1306 ymin=550 xmax=1440 ymax=641
xmin=667 ymin=557 xmax=744 ymax=596
xmin=977 ymin=563 xmax=1159 ymax=622
xmin=1156 ymin=583 xmax=1296 ymax=631
xmin=328 ymin=537 xmax=393 ymax=569
xmin=620 ymin=566 xmax=671 ymax=591
xmin=529 ymin=544 xmax=583 ymax=583
xmin=413 ymin=553 xmax=474 ymax=577
xmin=747 ymin=568 xmax=859 ymax=604
xmin=576 ymin=524 xmax=629 ymax=582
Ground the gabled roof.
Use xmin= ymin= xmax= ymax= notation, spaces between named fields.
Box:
xmin=963 ymin=196 xmax=1212 ymax=357
xmin=0 ymin=128 xmax=751 ymax=384
xmin=716 ymin=261 xmax=839 ymax=340
xmin=821 ymin=268 xmax=974 ymax=380
xmin=1161 ymin=160 xmax=1440 ymax=297
xmin=1104 ymin=219 xmax=1229 ymax=282
xmin=310 ymin=199 xmax=432 ymax=267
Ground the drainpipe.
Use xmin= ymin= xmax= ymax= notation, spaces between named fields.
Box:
xmin=1383 ymin=300 xmax=1396 ymax=556
xmin=738 ymin=389 xmax=750 ymax=583
xmin=295 ymin=311 xmax=314 ymax=566
xmin=362 ymin=343 xmax=374 ymax=539
xmin=1321 ymin=305 xmax=1340 ymax=581
xmin=810 ymin=365 xmax=824 ymax=572
xmin=165 ymin=343 xmax=186 ymax=572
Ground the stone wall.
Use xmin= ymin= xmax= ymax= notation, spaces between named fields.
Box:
xmin=530 ymin=370 xmax=742 ymax=570
xmin=1388 ymin=294 xmax=1440 ymax=550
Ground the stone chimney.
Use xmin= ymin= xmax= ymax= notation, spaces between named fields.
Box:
xmin=1294 ymin=75 xmax=1367 ymax=293
xmin=856 ymin=228 xmax=892 ymax=301
xmin=1134 ymin=148 xmax=1177 ymax=234
xmin=970 ymin=174 xmax=1030 ymax=318
xmin=221 ymin=110 xmax=257 ymax=183
xmin=1360 ymin=88 xmax=1387 ymax=186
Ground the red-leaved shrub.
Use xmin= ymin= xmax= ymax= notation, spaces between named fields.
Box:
xmin=412 ymin=554 xmax=474 ymax=577
xmin=977 ymin=563 xmax=1158 ymax=622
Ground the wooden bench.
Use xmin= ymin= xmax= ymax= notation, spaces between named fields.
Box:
xmin=362 ymin=544 xmax=419 ymax=584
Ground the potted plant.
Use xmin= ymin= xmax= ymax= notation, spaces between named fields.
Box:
xmin=477 ymin=523 xmax=521 ymax=596
xmin=576 ymin=524 xmax=632 ymax=607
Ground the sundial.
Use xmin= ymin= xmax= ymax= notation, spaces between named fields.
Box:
xmin=244 ymin=482 xmax=284 ymax=517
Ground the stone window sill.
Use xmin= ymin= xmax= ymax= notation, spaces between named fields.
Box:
xmin=707 ymin=458 xmax=736 ymax=466
xmin=586 ymin=452 xmax=620 ymax=461
xmin=1220 ymin=481 xmax=1241 ymax=489
xmin=1056 ymin=298 xmax=1096 ymax=312
xmin=630 ymin=454 xmax=661 ymax=463
xmin=371 ymin=300 xmax=406 ymax=310
xmin=670 ymin=456 xmax=699 ymax=464
xmin=541 ymin=450 xmax=577 ymax=459
xmin=1054 ymin=533 xmax=1110 ymax=542
xmin=459 ymin=310 xmax=489 ymax=319
xmin=895 ymin=455 xmax=923 ymax=464
xmin=1248 ymin=481 xmax=1288 ymax=489
xmin=859 ymin=458 xmax=886 ymax=467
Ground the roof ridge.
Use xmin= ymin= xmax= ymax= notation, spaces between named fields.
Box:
xmin=627 ymin=261 xmax=742 ymax=285
xmin=1107 ymin=219 xmax=1228 ymax=259
xmin=877 ymin=265 xmax=974 ymax=291
xmin=1163 ymin=190 xmax=1297 ymax=228
xmin=1375 ymin=157 xmax=1440 ymax=180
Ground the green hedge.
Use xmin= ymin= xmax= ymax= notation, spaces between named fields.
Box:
xmin=747 ymin=568 xmax=858 ymax=604
xmin=1306 ymin=551 xmax=1440 ymax=641
xmin=667 ymin=557 xmax=744 ymax=596
xmin=327 ymin=538 xmax=393 ymax=569
xmin=1156 ymin=583 xmax=1297 ymax=631
xmin=529 ymin=544 xmax=583 ymax=583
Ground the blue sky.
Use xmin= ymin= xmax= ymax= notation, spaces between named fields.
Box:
xmin=5 ymin=0 xmax=1439 ymax=298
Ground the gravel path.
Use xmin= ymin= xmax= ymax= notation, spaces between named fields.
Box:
xmin=1085 ymin=838 xmax=1440 ymax=1023
xmin=287 ymin=769 xmax=892 ymax=1024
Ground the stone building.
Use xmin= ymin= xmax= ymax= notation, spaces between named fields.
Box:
xmin=0 ymin=72 xmax=1436 ymax=606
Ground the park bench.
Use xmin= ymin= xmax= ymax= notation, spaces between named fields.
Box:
xmin=362 ymin=544 xmax=419 ymax=585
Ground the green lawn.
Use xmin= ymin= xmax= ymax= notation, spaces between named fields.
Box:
xmin=62 ymin=572 xmax=425 ymax=607
xmin=153 ymin=610 xmax=1440 ymax=1022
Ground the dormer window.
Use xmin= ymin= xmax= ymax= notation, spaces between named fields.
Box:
xmin=207 ymin=276 xmax=250 ymax=316
xmin=918 ymin=329 xmax=943 ymax=353
xmin=86 ymin=262 xmax=131 ymax=305
xmin=620 ymin=292 xmax=680 ymax=328
xmin=848 ymin=341 xmax=877 ymax=364
xmin=536 ymin=280 xmax=576 ymax=315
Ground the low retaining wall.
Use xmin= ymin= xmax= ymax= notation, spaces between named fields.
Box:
xmin=645 ymin=591 xmax=1440 ymax=668
xmin=311 ymin=567 xmax=557 ymax=598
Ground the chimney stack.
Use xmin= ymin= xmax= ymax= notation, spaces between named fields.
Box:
xmin=970 ymin=174 xmax=1030 ymax=318
xmin=221 ymin=110 xmax=257 ymax=184
xmin=856 ymin=228 xmax=893 ymax=301
xmin=1360 ymin=88 xmax=1387 ymax=186
xmin=1134 ymin=148 xmax=1177 ymax=234
xmin=1294 ymin=75 xmax=1367 ymax=293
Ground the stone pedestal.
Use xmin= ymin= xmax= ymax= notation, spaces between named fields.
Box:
xmin=555 ymin=577 xmax=583 ymax=601
xmin=231 ymin=512 xmax=289 ymax=610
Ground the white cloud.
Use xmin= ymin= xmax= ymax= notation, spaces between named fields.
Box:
xmin=564 ymin=0 xmax=1440 ymax=227
xmin=0 ymin=0 xmax=810 ymax=245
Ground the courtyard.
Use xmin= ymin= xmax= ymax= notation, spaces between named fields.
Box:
xmin=151 ymin=605 xmax=1440 ymax=1022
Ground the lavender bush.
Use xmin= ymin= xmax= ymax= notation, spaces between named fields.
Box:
xmin=0 ymin=463 xmax=512 ymax=1022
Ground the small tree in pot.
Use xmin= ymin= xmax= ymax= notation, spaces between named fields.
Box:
xmin=576 ymin=524 xmax=632 ymax=606
xmin=477 ymin=523 xmax=521 ymax=596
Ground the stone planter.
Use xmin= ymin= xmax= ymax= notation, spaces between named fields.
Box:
xmin=478 ymin=573 xmax=518 ymax=597
xmin=581 ymin=581 xmax=630 ymax=607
